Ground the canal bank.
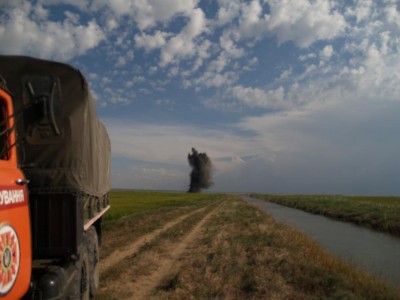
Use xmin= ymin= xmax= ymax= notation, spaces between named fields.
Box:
xmin=243 ymin=196 xmax=400 ymax=286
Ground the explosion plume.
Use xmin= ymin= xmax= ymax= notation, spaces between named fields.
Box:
xmin=187 ymin=148 xmax=213 ymax=193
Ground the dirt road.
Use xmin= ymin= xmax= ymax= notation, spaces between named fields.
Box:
xmin=95 ymin=196 xmax=400 ymax=300
xmin=96 ymin=200 xmax=223 ymax=299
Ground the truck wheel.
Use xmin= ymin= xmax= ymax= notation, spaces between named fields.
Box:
xmin=67 ymin=248 xmax=90 ymax=300
xmin=86 ymin=227 xmax=99 ymax=298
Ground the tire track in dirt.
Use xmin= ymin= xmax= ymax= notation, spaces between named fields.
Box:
xmin=123 ymin=201 xmax=225 ymax=299
xmin=100 ymin=202 xmax=217 ymax=274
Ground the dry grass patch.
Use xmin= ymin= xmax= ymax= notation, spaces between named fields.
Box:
xmin=151 ymin=199 xmax=400 ymax=300
xmin=101 ymin=196 xmax=219 ymax=259
xmin=96 ymin=199 xmax=224 ymax=299
xmin=96 ymin=194 xmax=399 ymax=300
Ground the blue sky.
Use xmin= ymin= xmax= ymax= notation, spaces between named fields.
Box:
xmin=1 ymin=0 xmax=400 ymax=195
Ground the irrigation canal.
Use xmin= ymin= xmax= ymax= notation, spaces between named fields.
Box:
xmin=242 ymin=196 xmax=400 ymax=286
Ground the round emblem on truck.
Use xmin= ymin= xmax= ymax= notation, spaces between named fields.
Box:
xmin=0 ymin=224 xmax=20 ymax=295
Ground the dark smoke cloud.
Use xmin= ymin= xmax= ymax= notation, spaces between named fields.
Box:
xmin=187 ymin=148 xmax=213 ymax=193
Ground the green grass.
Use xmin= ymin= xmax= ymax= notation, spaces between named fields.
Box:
xmin=152 ymin=200 xmax=400 ymax=299
xmin=103 ymin=190 xmax=219 ymax=224
xmin=251 ymin=194 xmax=400 ymax=236
xmin=97 ymin=192 xmax=400 ymax=299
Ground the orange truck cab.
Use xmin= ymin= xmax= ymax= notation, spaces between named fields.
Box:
xmin=0 ymin=85 xmax=32 ymax=299
xmin=0 ymin=56 xmax=111 ymax=299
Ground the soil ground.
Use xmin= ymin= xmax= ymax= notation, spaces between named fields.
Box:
xmin=95 ymin=195 xmax=400 ymax=300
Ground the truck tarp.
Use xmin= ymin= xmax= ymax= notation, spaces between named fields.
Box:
xmin=0 ymin=56 xmax=110 ymax=197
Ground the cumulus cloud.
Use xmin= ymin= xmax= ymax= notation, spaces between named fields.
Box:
xmin=134 ymin=6 xmax=208 ymax=67
xmin=214 ymin=0 xmax=346 ymax=48
xmin=345 ymin=1 xmax=375 ymax=24
xmin=385 ymin=3 xmax=400 ymax=28
xmin=5 ymin=1 xmax=400 ymax=195
xmin=220 ymin=31 xmax=245 ymax=57
xmin=320 ymin=45 xmax=333 ymax=60
xmin=237 ymin=0 xmax=267 ymax=38
xmin=160 ymin=7 xmax=207 ymax=66
xmin=189 ymin=58 xmax=238 ymax=88
xmin=99 ymin=1 xmax=400 ymax=193
xmin=92 ymin=0 xmax=199 ymax=30
xmin=230 ymin=85 xmax=287 ymax=109
xmin=214 ymin=0 xmax=241 ymax=27
xmin=109 ymin=95 xmax=130 ymax=105
xmin=0 ymin=5 xmax=105 ymax=60
xmin=106 ymin=18 xmax=118 ymax=31
xmin=129 ymin=0 xmax=355 ymax=88
xmin=135 ymin=31 xmax=169 ymax=51
xmin=265 ymin=0 xmax=346 ymax=48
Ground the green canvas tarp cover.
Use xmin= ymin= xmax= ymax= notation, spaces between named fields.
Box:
xmin=0 ymin=56 xmax=110 ymax=197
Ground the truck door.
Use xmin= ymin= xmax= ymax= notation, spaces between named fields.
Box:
xmin=0 ymin=86 xmax=31 ymax=299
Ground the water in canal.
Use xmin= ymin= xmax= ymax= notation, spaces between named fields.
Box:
xmin=242 ymin=196 xmax=400 ymax=286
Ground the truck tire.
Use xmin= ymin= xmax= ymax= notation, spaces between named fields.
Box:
xmin=86 ymin=226 xmax=99 ymax=298
xmin=67 ymin=248 xmax=90 ymax=300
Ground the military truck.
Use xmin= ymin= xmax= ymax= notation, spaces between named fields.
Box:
xmin=0 ymin=56 xmax=110 ymax=299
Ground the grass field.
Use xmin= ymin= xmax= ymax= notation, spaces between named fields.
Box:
xmin=251 ymin=194 xmax=400 ymax=236
xmin=96 ymin=191 xmax=400 ymax=299
xmin=103 ymin=190 xmax=220 ymax=225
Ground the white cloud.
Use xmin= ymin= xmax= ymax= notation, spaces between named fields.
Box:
xmin=303 ymin=64 xmax=317 ymax=75
xmin=116 ymin=56 xmax=126 ymax=67
xmin=160 ymin=7 xmax=207 ymax=66
xmin=136 ymin=0 xmax=198 ymax=30
xmin=238 ymin=0 xmax=266 ymax=39
xmin=220 ymin=31 xmax=245 ymax=58
xmin=106 ymin=18 xmax=118 ymax=31
xmin=101 ymin=77 xmax=112 ymax=84
xmin=155 ymin=99 xmax=174 ymax=106
xmin=104 ymin=119 xmax=256 ymax=173
xmin=279 ymin=68 xmax=292 ymax=80
xmin=135 ymin=8 xmax=208 ymax=67
xmin=385 ymin=3 xmax=400 ymax=28
xmin=320 ymin=45 xmax=333 ymax=60
xmin=0 ymin=6 xmax=105 ymax=60
xmin=109 ymin=95 xmax=130 ymax=105
xmin=190 ymin=39 xmax=212 ymax=72
xmin=5 ymin=0 xmax=400 ymax=194
xmin=265 ymin=0 xmax=346 ymax=48
xmin=135 ymin=31 xmax=169 ymax=51
xmin=191 ymin=66 xmax=237 ymax=89
xmin=185 ymin=51 xmax=239 ymax=88
xmin=214 ymin=0 xmax=241 ymax=26
xmin=184 ymin=7 xmax=207 ymax=37
xmin=93 ymin=0 xmax=199 ymax=30
xmin=281 ymin=4 xmax=400 ymax=111
xmin=298 ymin=52 xmax=317 ymax=61
xmin=95 ymin=1 xmax=400 ymax=193
xmin=230 ymin=85 xmax=287 ymax=109
xmin=32 ymin=3 xmax=49 ymax=20
xmin=214 ymin=0 xmax=346 ymax=48
xmin=345 ymin=1 xmax=375 ymax=24
xmin=232 ymin=93 xmax=400 ymax=194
